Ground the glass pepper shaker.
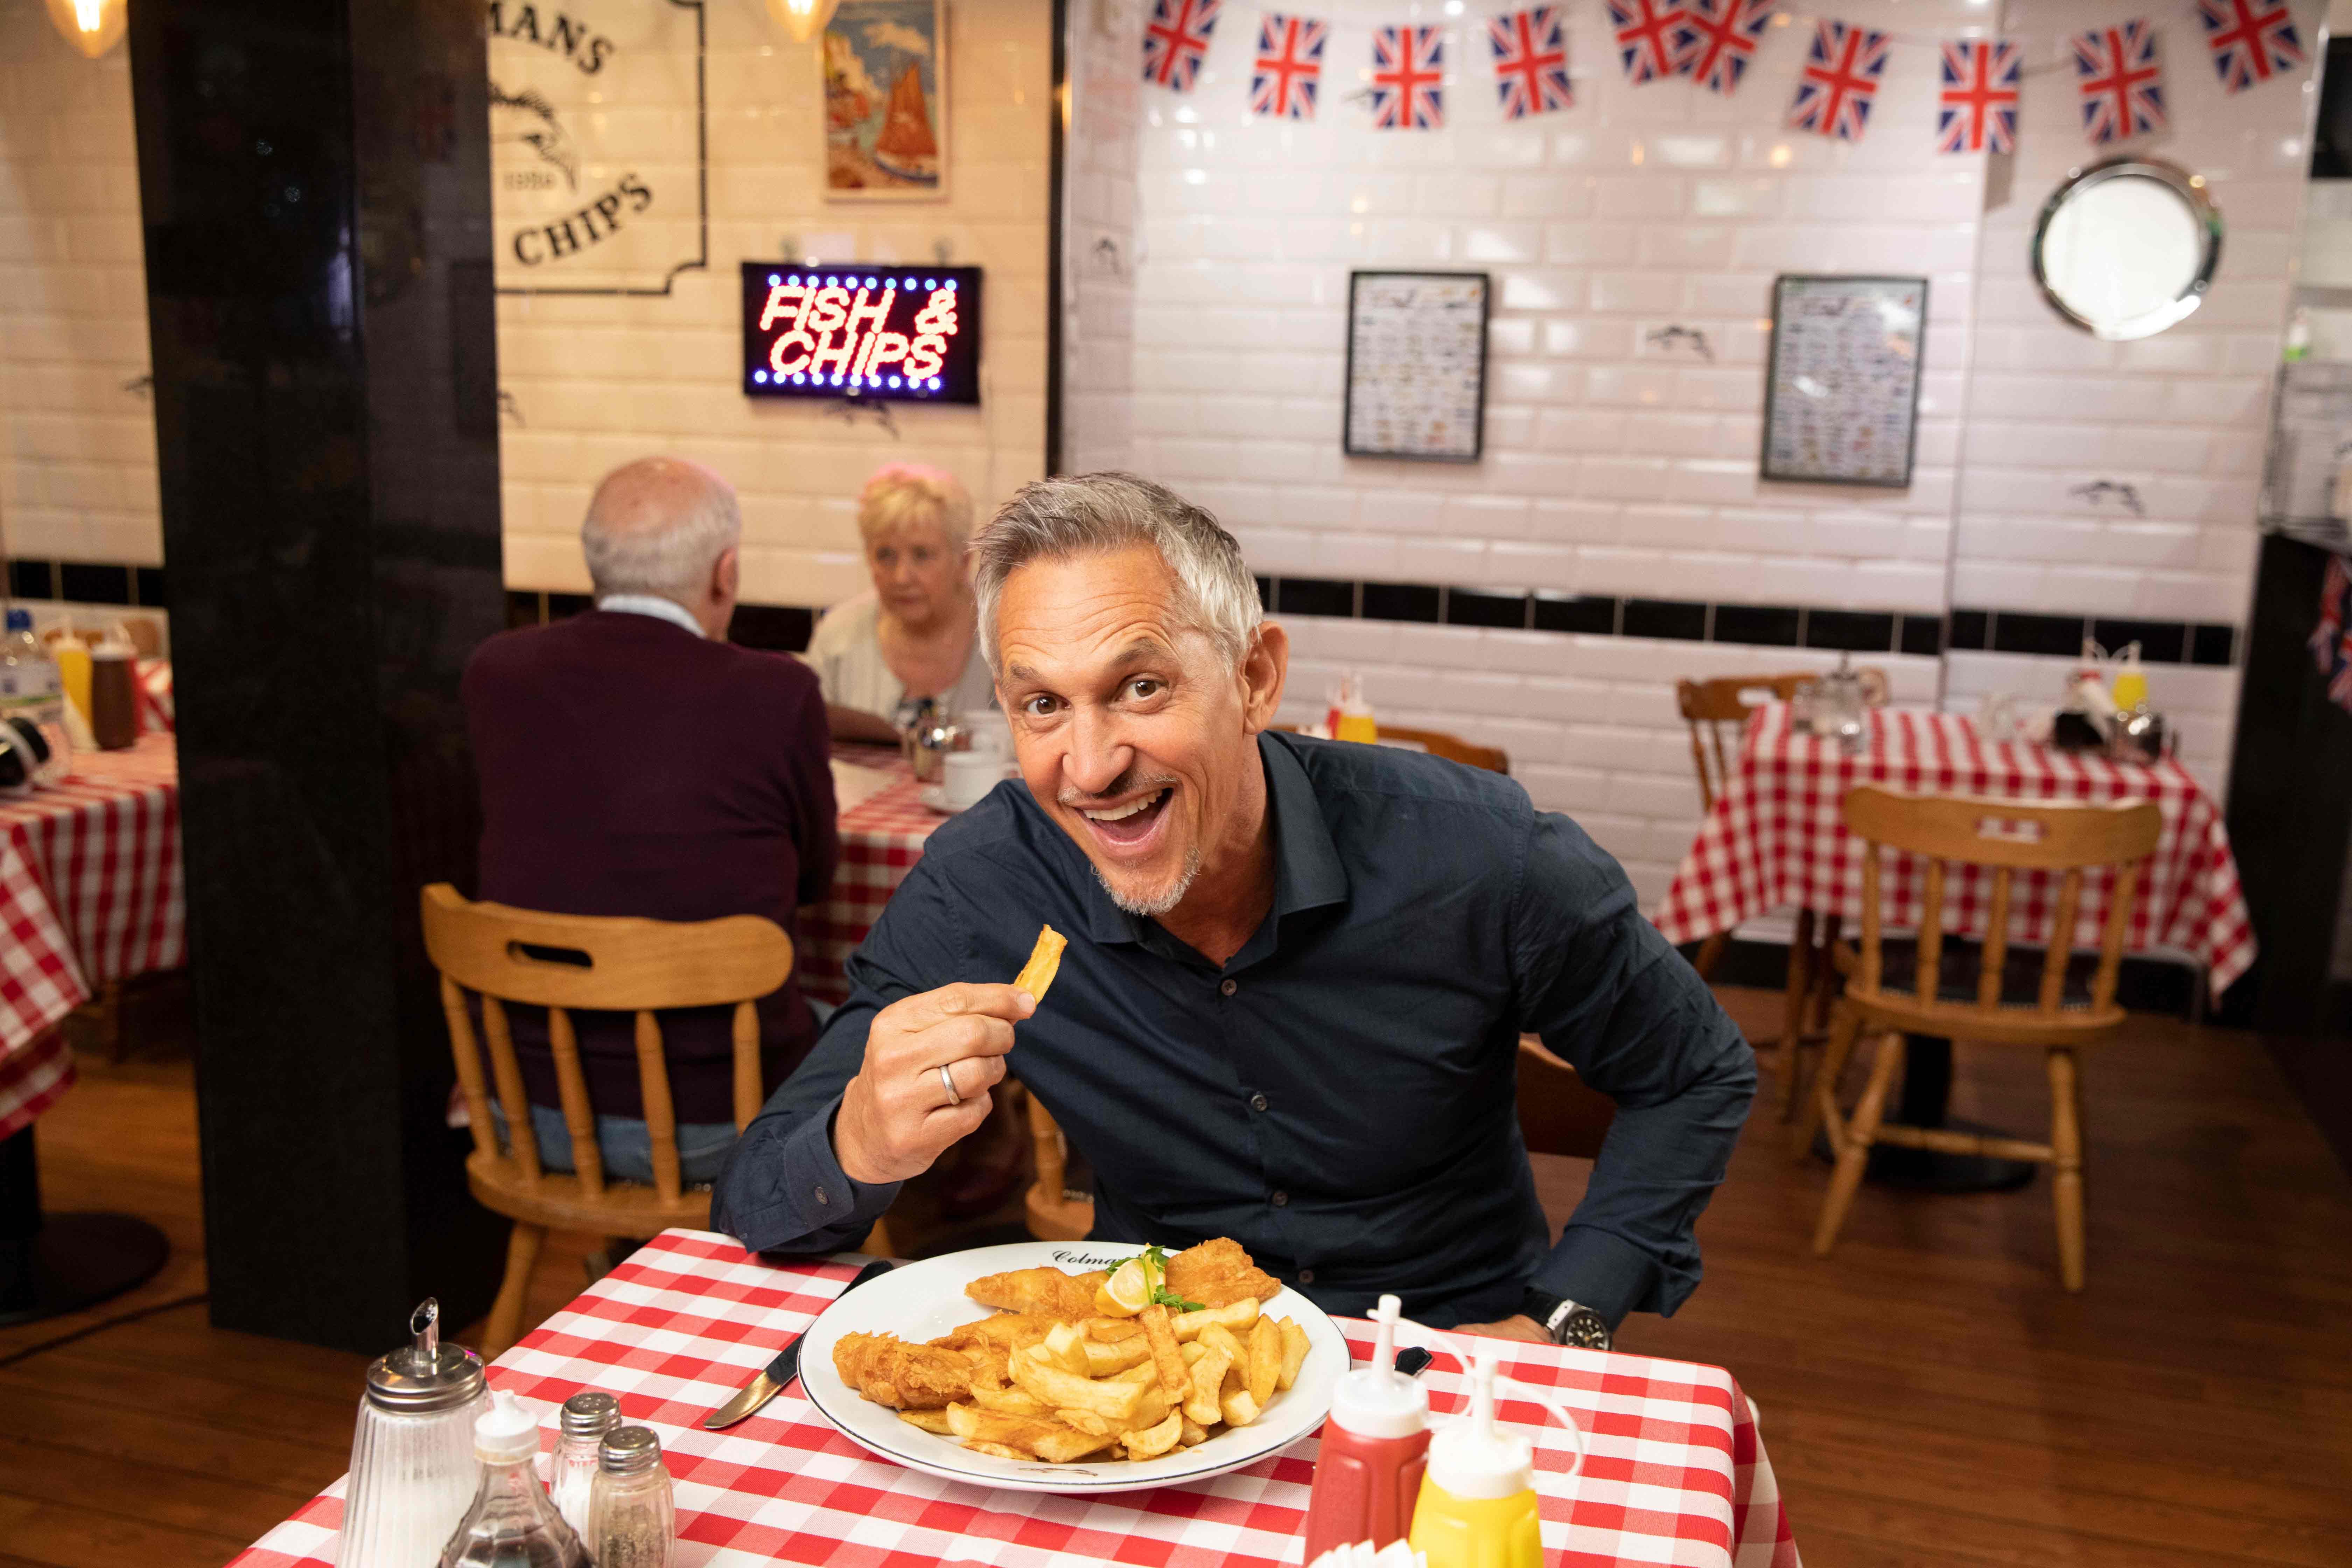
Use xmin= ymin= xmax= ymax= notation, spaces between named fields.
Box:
xmin=587 ymin=1425 xmax=676 ymax=1568
xmin=547 ymin=1391 xmax=619 ymax=1539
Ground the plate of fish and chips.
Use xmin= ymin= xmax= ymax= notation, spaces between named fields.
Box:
xmin=798 ymin=1237 xmax=1349 ymax=1493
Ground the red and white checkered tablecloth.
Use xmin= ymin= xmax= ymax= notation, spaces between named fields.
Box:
xmin=800 ymin=744 xmax=945 ymax=1006
xmin=0 ymin=733 xmax=185 ymax=1140
xmin=1653 ymin=705 xmax=2256 ymax=994
xmin=228 ymin=1228 xmax=1799 ymax=1568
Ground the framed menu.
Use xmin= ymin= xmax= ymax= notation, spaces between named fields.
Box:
xmin=1344 ymin=271 xmax=1490 ymax=462
xmin=1760 ymin=274 xmax=1927 ymax=488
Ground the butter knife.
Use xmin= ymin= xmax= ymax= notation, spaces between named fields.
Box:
xmin=701 ymin=1256 xmax=896 ymax=1430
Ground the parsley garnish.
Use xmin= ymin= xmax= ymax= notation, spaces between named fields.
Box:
xmin=1103 ymin=1245 xmax=1206 ymax=1312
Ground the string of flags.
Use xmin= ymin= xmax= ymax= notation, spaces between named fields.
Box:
xmin=1141 ymin=0 xmax=2307 ymax=147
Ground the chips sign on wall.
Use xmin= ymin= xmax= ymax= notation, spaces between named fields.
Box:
xmin=739 ymin=262 xmax=984 ymax=404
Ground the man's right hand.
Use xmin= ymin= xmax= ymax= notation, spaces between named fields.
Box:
xmin=834 ymin=982 xmax=1036 ymax=1185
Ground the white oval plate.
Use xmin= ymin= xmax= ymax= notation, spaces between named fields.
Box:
xmin=799 ymin=1240 xmax=1347 ymax=1494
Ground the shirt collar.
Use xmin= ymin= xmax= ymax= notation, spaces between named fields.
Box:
xmin=596 ymin=594 xmax=705 ymax=638
xmin=1073 ymin=730 xmax=1349 ymax=947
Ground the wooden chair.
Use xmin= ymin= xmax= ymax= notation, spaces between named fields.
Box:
xmin=1794 ymin=788 xmax=2161 ymax=1291
xmin=1016 ymin=1039 xmax=1609 ymax=1244
xmin=1275 ymin=723 xmax=1507 ymax=775
xmin=1675 ymin=670 xmax=1883 ymax=1115
xmin=421 ymin=883 xmax=891 ymax=1355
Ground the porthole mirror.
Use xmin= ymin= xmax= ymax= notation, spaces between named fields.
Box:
xmin=2032 ymin=156 xmax=2222 ymax=341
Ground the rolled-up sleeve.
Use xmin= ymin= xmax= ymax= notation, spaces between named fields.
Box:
xmin=1510 ymin=811 xmax=1756 ymax=1322
xmin=710 ymin=858 xmax=973 ymax=1253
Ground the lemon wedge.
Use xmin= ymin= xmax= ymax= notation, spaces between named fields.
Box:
xmin=1095 ymin=1253 xmax=1154 ymax=1317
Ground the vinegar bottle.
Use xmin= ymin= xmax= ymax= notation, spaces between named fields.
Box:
xmin=1302 ymin=1294 xmax=1429 ymax=1561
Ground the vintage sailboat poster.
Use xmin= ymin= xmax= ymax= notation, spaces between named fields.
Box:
xmin=824 ymin=0 xmax=949 ymax=200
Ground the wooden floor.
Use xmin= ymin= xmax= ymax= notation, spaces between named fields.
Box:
xmin=5 ymin=986 xmax=2350 ymax=1567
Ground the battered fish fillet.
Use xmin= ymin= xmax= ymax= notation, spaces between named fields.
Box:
xmin=1163 ymin=1238 xmax=1282 ymax=1309
xmin=963 ymin=1265 xmax=1102 ymax=1321
xmin=831 ymin=1331 xmax=973 ymax=1409
xmin=930 ymin=1311 xmax=1063 ymax=1356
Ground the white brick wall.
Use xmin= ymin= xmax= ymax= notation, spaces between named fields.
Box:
xmin=1073 ymin=0 xmax=2312 ymax=901
xmin=0 ymin=14 xmax=159 ymax=571
xmin=495 ymin=0 xmax=1055 ymax=602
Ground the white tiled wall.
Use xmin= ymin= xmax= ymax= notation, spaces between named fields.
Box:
xmin=0 ymin=14 xmax=159 ymax=571
xmin=494 ymin=0 xmax=1055 ymax=604
xmin=1074 ymin=0 xmax=2315 ymax=901
xmin=1065 ymin=0 xmax=1148 ymax=474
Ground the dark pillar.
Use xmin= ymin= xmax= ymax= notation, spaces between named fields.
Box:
xmin=129 ymin=0 xmax=507 ymax=1351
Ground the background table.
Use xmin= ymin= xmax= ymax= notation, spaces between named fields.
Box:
xmin=1654 ymin=705 xmax=2255 ymax=993
xmin=230 ymin=1227 xmax=1799 ymax=1568
xmin=801 ymin=744 xmax=945 ymax=1006
xmin=0 ymin=734 xmax=185 ymax=1141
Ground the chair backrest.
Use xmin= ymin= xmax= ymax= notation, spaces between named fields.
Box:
xmin=1676 ymin=670 xmax=1886 ymax=811
xmin=419 ymin=883 xmax=794 ymax=1204
xmin=1839 ymin=788 xmax=2161 ymax=1021
xmin=1021 ymin=1087 xmax=1094 ymax=1241
xmin=1516 ymin=1037 xmax=1613 ymax=1160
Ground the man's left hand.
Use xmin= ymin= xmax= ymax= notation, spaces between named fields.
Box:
xmin=1453 ymin=1314 xmax=1552 ymax=1344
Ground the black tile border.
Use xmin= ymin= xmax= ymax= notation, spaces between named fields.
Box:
xmin=6 ymin=557 xmax=167 ymax=609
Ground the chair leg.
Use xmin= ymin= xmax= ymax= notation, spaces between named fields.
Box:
xmin=2048 ymin=1048 xmax=2086 ymax=1292
xmin=1692 ymin=931 xmax=1730 ymax=980
xmin=1808 ymin=915 xmax=1844 ymax=1031
xmin=1790 ymin=1002 xmax=1861 ymax=1161
xmin=1775 ymin=908 xmax=1817 ymax=1115
xmin=484 ymin=1221 xmax=546 ymax=1360
xmin=1812 ymin=1031 xmax=1901 ymax=1257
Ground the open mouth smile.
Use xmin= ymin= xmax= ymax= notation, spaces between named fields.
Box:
xmin=1074 ymin=786 xmax=1173 ymax=849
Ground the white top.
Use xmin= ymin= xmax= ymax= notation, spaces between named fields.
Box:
xmin=596 ymin=594 xmax=705 ymax=638
xmin=800 ymin=592 xmax=994 ymax=720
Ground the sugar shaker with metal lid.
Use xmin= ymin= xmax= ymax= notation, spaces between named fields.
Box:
xmin=547 ymin=1390 xmax=620 ymax=1538
xmin=588 ymin=1424 xmax=676 ymax=1568
xmin=339 ymin=1298 xmax=491 ymax=1568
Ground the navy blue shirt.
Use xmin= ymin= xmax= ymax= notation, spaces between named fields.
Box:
xmin=711 ymin=731 xmax=1754 ymax=1327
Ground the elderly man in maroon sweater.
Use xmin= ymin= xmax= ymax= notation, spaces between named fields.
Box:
xmin=463 ymin=457 xmax=839 ymax=1185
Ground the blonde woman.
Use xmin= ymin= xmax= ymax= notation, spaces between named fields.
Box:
xmin=803 ymin=464 xmax=994 ymax=743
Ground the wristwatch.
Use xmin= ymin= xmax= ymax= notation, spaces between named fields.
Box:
xmin=1520 ymin=1287 xmax=1612 ymax=1351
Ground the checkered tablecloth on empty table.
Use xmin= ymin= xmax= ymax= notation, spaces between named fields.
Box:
xmin=0 ymin=733 xmax=185 ymax=1140
xmin=1653 ymin=705 xmax=2256 ymax=994
xmin=799 ymin=744 xmax=945 ymax=1006
xmin=229 ymin=1228 xmax=1799 ymax=1568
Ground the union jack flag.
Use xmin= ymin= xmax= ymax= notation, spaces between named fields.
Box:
xmin=2196 ymin=0 xmax=2304 ymax=93
xmin=1675 ymin=0 xmax=1771 ymax=96
xmin=1251 ymin=14 xmax=1325 ymax=119
xmin=1142 ymin=0 xmax=1221 ymax=92
xmin=1371 ymin=25 xmax=1445 ymax=130
xmin=2072 ymin=20 xmax=2165 ymax=145
xmin=1937 ymin=38 xmax=2021 ymax=155
xmin=1786 ymin=20 xmax=1888 ymax=141
xmin=1487 ymin=6 xmax=1572 ymax=120
xmin=2314 ymin=554 xmax=2348 ymax=676
xmin=1607 ymin=0 xmax=1686 ymax=85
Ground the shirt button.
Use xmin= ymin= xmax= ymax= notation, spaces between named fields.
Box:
xmin=1250 ymin=1092 xmax=1269 ymax=1113
xmin=814 ymin=1185 xmax=830 ymax=1206
xmin=1270 ymin=1190 xmax=1288 ymax=1208
xmin=1220 ymin=978 xmax=1238 ymax=997
xmin=1297 ymin=1268 xmax=1315 ymax=1285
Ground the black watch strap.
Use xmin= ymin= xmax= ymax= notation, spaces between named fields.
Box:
xmin=1518 ymin=1286 xmax=1568 ymax=1334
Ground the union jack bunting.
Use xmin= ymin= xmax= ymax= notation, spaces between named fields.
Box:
xmin=1937 ymin=38 xmax=2021 ymax=154
xmin=2072 ymin=20 xmax=2165 ymax=146
xmin=1487 ymin=6 xmax=1572 ymax=120
xmin=1142 ymin=0 xmax=1221 ymax=92
xmin=1370 ymin=25 xmax=1446 ymax=129
xmin=1786 ymin=20 xmax=1888 ymax=141
xmin=1251 ymin=14 xmax=1326 ymax=119
xmin=2313 ymin=554 xmax=2348 ymax=676
xmin=1607 ymin=0 xmax=1687 ymax=85
xmin=2196 ymin=0 xmax=2304 ymax=93
xmin=1675 ymin=0 xmax=1772 ymax=96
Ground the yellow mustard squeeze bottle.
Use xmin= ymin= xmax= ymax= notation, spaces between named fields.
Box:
xmin=1407 ymin=1348 xmax=1542 ymax=1568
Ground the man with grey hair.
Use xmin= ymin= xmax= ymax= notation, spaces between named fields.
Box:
xmin=465 ymin=456 xmax=837 ymax=1187
xmin=714 ymin=472 xmax=1753 ymax=1344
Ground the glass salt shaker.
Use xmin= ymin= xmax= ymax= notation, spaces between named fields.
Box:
xmin=339 ymin=1298 xmax=488 ymax=1568
xmin=587 ymin=1425 xmax=676 ymax=1568
xmin=438 ymin=1391 xmax=588 ymax=1568
xmin=547 ymin=1390 xmax=619 ymax=1540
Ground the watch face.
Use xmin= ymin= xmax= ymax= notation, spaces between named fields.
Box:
xmin=1556 ymin=1307 xmax=1610 ymax=1350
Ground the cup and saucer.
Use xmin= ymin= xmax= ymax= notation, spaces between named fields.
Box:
xmin=921 ymin=721 xmax=1014 ymax=814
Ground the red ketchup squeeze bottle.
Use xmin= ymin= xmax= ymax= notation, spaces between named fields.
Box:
xmin=1303 ymin=1293 xmax=1429 ymax=1561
